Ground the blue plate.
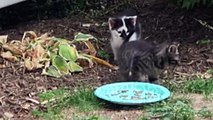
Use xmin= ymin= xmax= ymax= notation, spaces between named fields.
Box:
xmin=94 ymin=82 xmax=171 ymax=105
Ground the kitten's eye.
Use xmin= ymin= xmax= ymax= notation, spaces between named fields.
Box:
xmin=118 ymin=31 xmax=122 ymax=34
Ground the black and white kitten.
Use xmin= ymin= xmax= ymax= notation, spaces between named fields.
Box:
xmin=108 ymin=9 xmax=142 ymax=61
xmin=117 ymin=38 xmax=180 ymax=83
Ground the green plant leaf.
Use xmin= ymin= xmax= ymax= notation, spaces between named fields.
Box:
xmin=73 ymin=32 xmax=97 ymax=42
xmin=68 ymin=61 xmax=83 ymax=72
xmin=51 ymin=37 xmax=68 ymax=42
xmin=52 ymin=55 xmax=69 ymax=74
xmin=42 ymin=65 xmax=62 ymax=78
xmin=59 ymin=44 xmax=78 ymax=61
xmin=48 ymin=51 xmax=57 ymax=60
xmin=97 ymin=50 xmax=110 ymax=59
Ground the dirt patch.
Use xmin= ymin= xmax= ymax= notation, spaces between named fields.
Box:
xmin=189 ymin=94 xmax=213 ymax=111
xmin=63 ymin=108 xmax=145 ymax=120
xmin=0 ymin=0 xmax=213 ymax=119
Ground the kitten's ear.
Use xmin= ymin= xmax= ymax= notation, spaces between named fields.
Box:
xmin=131 ymin=16 xmax=137 ymax=26
xmin=168 ymin=42 xmax=180 ymax=54
xmin=108 ymin=17 xmax=115 ymax=30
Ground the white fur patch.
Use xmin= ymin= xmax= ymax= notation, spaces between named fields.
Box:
xmin=129 ymin=32 xmax=137 ymax=41
xmin=129 ymin=71 xmax=132 ymax=76
xmin=110 ymin=30 xmax=124 ymax=60
xmin=109 ymin=15 xmax=139 ymax=60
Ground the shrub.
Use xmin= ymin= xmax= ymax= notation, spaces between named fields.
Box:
xmin=171 ymin=0 xmax=213 ymax=9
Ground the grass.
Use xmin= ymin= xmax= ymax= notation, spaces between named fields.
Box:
xmin=38 ymin=88 xmax=67 ymax=101
xmin=65 ymin=87 xmax=102 ymax=111
xmin=197 ymin=106 xmax=213 ymax=118
xmin=140 ymin=96 xmax=195 ymax=120
xmin=72 ymin=114 xmax=109 ymax=120
xmin=162 ymin=79 xmax=186 ymax=92
xmin=32 ymin=87 xmax=103 ymax=120
xmin=163 ymin=69 xmax=213 ymax=96
xmin=33 ymin=69 xmax=213 ymax=120
xmin=184 ymin=77 xmax=213 ymax=96
xmin=139 ymin=95 xmax=213 ymax=120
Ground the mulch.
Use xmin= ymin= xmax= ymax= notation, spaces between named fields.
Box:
xmin=0 ymin=1 xmax=213 ymax=119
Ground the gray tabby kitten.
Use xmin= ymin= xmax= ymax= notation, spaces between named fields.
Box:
xmin=108 ymin=9 xmax=142 ymax=61
xmin=117 ymin=39 xmax=180 ymax=83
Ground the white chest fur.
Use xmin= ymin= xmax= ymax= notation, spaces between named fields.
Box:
xmin=110 ymin=30 xmax=123 ymax=47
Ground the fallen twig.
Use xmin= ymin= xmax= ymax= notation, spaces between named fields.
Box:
xmin=207 ymin=59 xmax=213 ymax=64
xmin=174 ymin=71 xmax=195 ymax=77
xmin=194 ymin=18 xmax=213 ymax=30
xmin=25 ymin=97 xmax=40 ymax=104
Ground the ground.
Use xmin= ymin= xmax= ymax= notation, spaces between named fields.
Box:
xmin=0 ymin=0 xmax=213 ymax=119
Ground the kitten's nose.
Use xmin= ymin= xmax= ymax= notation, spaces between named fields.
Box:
xmin=120 ymin=30 xmax=126 ymax=38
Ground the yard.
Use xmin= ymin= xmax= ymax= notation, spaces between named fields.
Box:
xmin=0 ymin=0 xmax=213 ymax=119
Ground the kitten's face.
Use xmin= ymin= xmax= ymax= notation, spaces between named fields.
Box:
xmin=154 ymin=42 xmax=180 ymax=68
xmin=167 ymin=42 xmax=180 ymax=64
xmin=108 ymin=16 xmax=137 ymax=39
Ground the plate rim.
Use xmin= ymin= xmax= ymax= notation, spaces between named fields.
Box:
xmin=94 ymin=82 xmax=171 ymax=105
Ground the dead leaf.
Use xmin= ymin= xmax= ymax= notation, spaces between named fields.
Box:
xmin=2 ymin=44 xmax=22 ymax=55
xmin=44 ymin=59 xmax=50 ymax=68
xmin=38 ymin=33 xmax=50 ymax=41
xmin=0 ymin=35 xmax=8 ymax=44
xmin=1 ymin=51 xmax=18 ymax=62
xmin=32 ymin=58 xmax=44 ymax=68
xmin=77 ymin=59 xmax=92 ymax=68
xmin=83 ymin=54 xmax=117 ymax=70
xmin=77 ymin=54 xmax=94 ymax=68
xmin=22 ymin=38 xmax=49 ymax=71
xmin=4 ymin=112 xmax=14 ymax=118
xmin=203 ymin=73 xmax=212 ymax=79
xmin=34 ymin=44 xmax=45 ymax=59
xmin=82 ymin=41 xmax=97 ymax=56
xmin=21 ymin=104 xmax=31 ymax=110
xmin=10 ymin=40 xmax=26 ymax=52
xmin=24 ymin=57 xmax=33 ymax=70
xmin=22 ymin=31 xmax=37 ymax=41
xmin=46 ymin=38 xmax=56 ymax=47
xmin=24 ymin=57 xmax=44 ymax=70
